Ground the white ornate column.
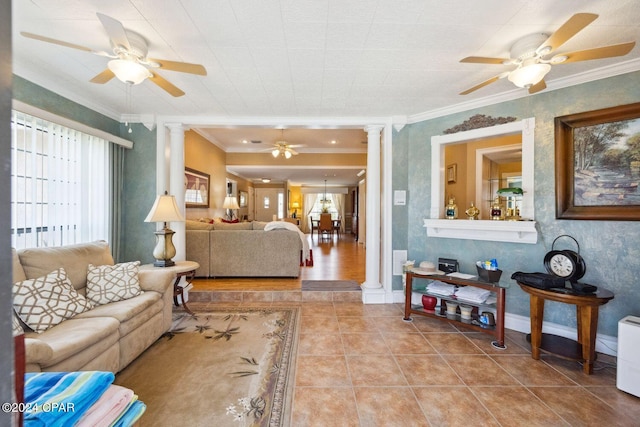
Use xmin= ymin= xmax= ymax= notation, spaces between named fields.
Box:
xmin=167 ymin=123 xmax=186 ymax=262
xmin=362 ymin=125 xmax=385 ymax=302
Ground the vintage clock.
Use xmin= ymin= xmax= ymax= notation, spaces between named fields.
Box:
xmin=543 ymin=235 xmax=586 ymax=281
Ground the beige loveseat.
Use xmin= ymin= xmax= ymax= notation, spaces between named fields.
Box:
xmin=12 ymin=241 xmax=175 ymax=373
xmin=185 ymin=220 xmax=303 ymax=277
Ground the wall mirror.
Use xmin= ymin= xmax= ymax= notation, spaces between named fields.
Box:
xmin=444 ymin=135 xmax=522 ymax=220
xmin=425 ymin=118 xmax=537 ymax=244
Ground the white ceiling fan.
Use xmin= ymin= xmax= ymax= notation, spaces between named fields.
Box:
xmin=459 ymin=13 xmax=635 ymax=95
xmin=21 ymin=12 xmax=207 ymax=97
xmin=266 ymin=130 xmax=304 ymax=159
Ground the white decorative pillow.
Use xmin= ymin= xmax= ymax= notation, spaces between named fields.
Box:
xmin=12 ymin=268 xmax=93 ymax=333
xmin=86 ymin=261 xmax=143 ymax=306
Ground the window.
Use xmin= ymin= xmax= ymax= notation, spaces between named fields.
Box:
xmin=11 ymin=111 xmax=111 ymax=249
xmin=277 ymin=192 xmax=284 ymax=219
xmin=309 ymin=193 xmax=338 ymax=217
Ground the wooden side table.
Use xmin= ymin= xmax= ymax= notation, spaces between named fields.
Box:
xmin=141 ymin=261 xmax=199 ymax=315
xmin=517 ymin=283 xmax=614 ymax=374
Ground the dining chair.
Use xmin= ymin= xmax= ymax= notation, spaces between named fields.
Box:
xmin=332 ymin=216 xmax=341 ymax=239
xmin=318 ymin=213 xmax=333 ymax=239
xmin=309 ymin=216 xmax=319 ymax=237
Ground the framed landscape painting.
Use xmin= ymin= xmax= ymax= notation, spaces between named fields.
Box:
xmin=555 ymin=102 xmax=640 ymax=220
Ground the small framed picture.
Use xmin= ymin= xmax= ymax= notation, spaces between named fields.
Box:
xmin=447 ymin=163 xmax=457 ymax=184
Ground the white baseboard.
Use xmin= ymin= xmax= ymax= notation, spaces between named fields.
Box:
xmin=390 ymin=290 xmax=618 ymax=356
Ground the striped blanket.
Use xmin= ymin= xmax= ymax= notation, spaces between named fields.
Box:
xmin=23 ymin=371 xmax=145 ymax=426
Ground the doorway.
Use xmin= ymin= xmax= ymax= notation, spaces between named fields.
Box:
xmin=254 ymin=188 xmax=284 ymax=222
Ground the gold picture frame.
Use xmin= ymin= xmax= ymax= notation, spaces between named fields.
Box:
xmin=447 ymin=163 xmax=457 ymax=184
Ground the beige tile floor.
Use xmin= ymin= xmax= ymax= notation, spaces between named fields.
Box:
xmin=187 ymin=295 xmax=640 ymax=427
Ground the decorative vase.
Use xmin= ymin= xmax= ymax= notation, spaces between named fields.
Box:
xmin=421 ymin=295 xmax=437 ymax=313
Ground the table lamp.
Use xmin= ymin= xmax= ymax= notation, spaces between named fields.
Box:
xmin=223 ymin=195 xmax=240 ymax=220
xmin=144 ymin=191 xmax=185 ymax=267
xmin=291 ymin=201 xmax=300 ymax=218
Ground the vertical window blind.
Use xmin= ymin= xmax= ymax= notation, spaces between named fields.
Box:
xmin=11 ymin=111 xmax=110 ymax=250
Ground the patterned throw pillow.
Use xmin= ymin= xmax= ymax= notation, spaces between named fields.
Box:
xmin=12 ymin=311 xmax=24 ymax=336
xmin=86 ymin=261 xmax=143 ymax=306
xmin=12 ymin=268 xmax=93 ymax=333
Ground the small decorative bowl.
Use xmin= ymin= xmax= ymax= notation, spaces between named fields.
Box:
xmin=421 ymin=295 xmax=437 ymax=313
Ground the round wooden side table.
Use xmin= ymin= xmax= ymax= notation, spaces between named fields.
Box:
xmin=141 ymin=260 xmax=199 ymax=314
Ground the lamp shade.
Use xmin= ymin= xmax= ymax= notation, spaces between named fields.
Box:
xmin=292 ymin=201 xmax=300 ymax=209
xmin=223 ymin=196 xmax=240 ymax=210
xmin=144 ymin=194 xmax=185 ymax=223
xmin=508 ymin=63 xmax=551 ymax=88
xmin=108 ymin=59 xmax=152 ymax=85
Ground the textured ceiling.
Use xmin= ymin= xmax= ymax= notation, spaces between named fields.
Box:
xmin=11 ymin=0 xmax=640 ymax=185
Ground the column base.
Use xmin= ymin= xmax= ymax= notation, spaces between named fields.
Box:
xmin=362 ymin=287 xmax=386 ymax=304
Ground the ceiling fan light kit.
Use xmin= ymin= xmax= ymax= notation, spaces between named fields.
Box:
xmin=508 ymin=62 xmax=551 ymax=88
xmin=459 ymin=13 xmax=636 ymax=95
xmin=108 ymin=59 xmax=151 ymax=85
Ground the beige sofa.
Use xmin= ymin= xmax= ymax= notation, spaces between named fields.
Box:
xmin=185 ymin=220 xmax=302 ymax=277
xmin=12 ymin=241 xmax=175 ymax=373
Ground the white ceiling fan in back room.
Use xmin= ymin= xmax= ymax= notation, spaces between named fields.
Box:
xmin=266 ymin=130 xmax=304 ymax=159
xmin=21 ymin=12 xmax=207 ymax=97
xmin=459 ymin=13 xmax=636 ymax=95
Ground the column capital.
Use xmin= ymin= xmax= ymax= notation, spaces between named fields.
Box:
xmin=166 ymin=122 xmax=190 ymax=132
xmin=364 ymin=124 xmax=384 ymax=135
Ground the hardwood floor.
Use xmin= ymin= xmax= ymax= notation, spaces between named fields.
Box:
xmin=191 ymin=232 xmax=365 ymax=291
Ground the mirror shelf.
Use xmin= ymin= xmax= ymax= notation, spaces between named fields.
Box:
xmin=427 ymin=117 xmax=537 ymax=244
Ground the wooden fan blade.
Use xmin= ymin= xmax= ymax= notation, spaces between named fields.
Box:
xmin=559 ymin=42 xmax=636 ymax=64
xmin=148 ymin=72 xmax=185 ymax=97
xmin=96 ymin=12 xmax=131 ymax=50
xmin=21 ymin=31 xmax=93 ymax=52
xmin=459 ymin=75 xmax=501 ymax=95
xmin=528 ymin=79 xmax=546 ymax=94
xmin=89 ymin=69 xmax=115 ymax=84
xmin=147 ymin=58 xmax=207 ymax=75
xmin=460 ymin=56 xmax=509 ymax=65
xmin=537 ymin=13 xmax=598 ymax=54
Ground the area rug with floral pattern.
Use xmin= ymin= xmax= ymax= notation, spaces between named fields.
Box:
xmin=115 ymin=307 xmax=300 ymax=427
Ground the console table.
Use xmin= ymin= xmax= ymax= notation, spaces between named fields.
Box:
xmin=404 ymin=271 xmax=507 ymax=349
xmin=517 ymin=283 xmax=614 ymax=374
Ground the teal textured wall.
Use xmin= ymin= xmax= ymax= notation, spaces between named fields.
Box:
xmin=396 ymin=71 xmax=640 ymax=337
xmin=13 ymin=77 xmax=157 ymax=264
xmin=119 ymin=123 xmax=157 ymax=265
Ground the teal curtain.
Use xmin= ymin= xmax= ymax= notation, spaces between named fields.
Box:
xmin=110 ymin=143 xmax=125 ymax=261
